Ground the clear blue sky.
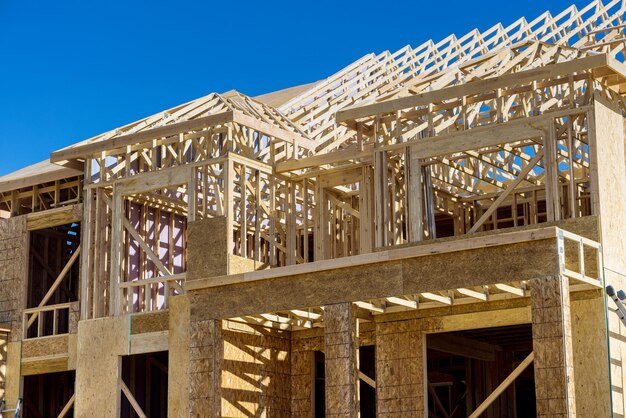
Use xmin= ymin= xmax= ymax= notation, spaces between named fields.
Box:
xmin=0 ymin=0 xmax=588 ymax=176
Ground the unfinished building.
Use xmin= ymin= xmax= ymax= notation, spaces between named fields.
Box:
xmin=4 ymin=1 xmax=626 ymax=416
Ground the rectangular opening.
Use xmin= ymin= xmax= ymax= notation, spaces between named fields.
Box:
xmin=120 ymin=351 xmax=168 ymax=418
xmin=22 ymin=370 xmax=75 ymax=418
xmin=427 ymin=324 xmax=535 ymax=417
xmin=26 ymin=223 xmax=80 ymax=339
xmin=359 ymin=344 xmax=376 ymax=417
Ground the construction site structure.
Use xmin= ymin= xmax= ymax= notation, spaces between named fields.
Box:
xmin=4 ymin=1 xmax=626 ymax=416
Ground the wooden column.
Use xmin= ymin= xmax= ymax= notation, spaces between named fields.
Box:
xmin=324 ymin=302 xmax=359 ymax=417
xmin=291 ymin=340 xmax=315 ymax=417
xmin=531 ymin=275 xmax=576 ymax=418
xmin=375 ymin=319 xmax=426 ymax=417
xmin=188 ymin=318 xmax=221 ymax=417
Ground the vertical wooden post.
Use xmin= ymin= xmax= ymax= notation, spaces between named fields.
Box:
xmin=109 ymin=184 xmax=123 ymax=316
xmin=188 ymin=167 xmax=197 ymax=223
xmin=239 ymin=166 xmax=247 ymax=258
xmin=407 ymin=145 xmax=424 ymax=242
xmin=80 ymin=185 xmax=93 ymax=320
xmin=224 ymin=158 xmax=234 ymax=256
xmin=254 ymin=171 xmax=261 ymax=262
xmin=543 ymin=121 xmax=560 ymax=222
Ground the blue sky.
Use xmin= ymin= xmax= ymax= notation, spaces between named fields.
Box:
xmin=0 ymin=0 xmax=589 ymax=176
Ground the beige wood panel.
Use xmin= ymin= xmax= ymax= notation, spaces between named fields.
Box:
xmin=74 ymin=316 xmax=129 ymax=417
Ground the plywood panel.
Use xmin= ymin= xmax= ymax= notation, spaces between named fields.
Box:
xmin=220 ymin=320 xmax=291 ymax=416
xmin=376 ymin=320 xmax=426 ymax=417
xmin=589 ymin=96 xmax=626 ymax=414
xmin=74 ymin=316 xmax=129 ymax=416
xmin=571 ymin=296 xmax=611 ymax=417
xmin=4 ymin=341 xmax=20 ymax=410
xmin=168 ymin=294 xmax=190 ymax=417
xmin=187 ymin=217 xmax=228 ymax=281
xmin=189 ymin=238 xmax=557 ymax=320
xmin=324 ymin=303 xmax=358 ymax=418
xmin=131 ymin=311 xmax=169 ymax=335
xmin=21 ymin=335 xmax=68 ymax=358
xmin=0 ymin=216 xmax=27 ymax=341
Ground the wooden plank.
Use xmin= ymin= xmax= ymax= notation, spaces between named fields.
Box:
xmin=120 ymin=380 xmax=148 ymax=418
xmin=276 ymin=144 xmax=373 ymax=172
xmin=468 ymin=352 xmax=534 ymax=418
xmin=359 ymin=371 xmax=376 ymax=389
xmin=408 ymin=120 xmax=544 ymax=161
xmin=27 ymin=204 xmax=83 ymax=230
xmin=56 ymin=394 xmax=75 ymax=418
xmin=129 ymin=331 xmax=169 ymax=355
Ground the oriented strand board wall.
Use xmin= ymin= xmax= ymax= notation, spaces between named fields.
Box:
xmin=187 ymin=217 xmax=229 ymax=281
xmin=168 ymin=295 xmax=189 ymax=417
xmin=590 ymin=96 xmax=626 ymax=416
xmin=0 ymin=216 xmax=27 ymax=340
xmin=4 ymin=342 xmax=20 ymax=410
xmin=571 ymin=295 xmax=611 ymax=417
xmin=74 ymin=316 xmax=129 ymax=417
xmin=0 ymin=216 xmax=26 ymax=409
xmin=220 ymin=320 xmax=291 ymax=417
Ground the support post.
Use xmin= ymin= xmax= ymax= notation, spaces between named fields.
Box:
xmin=376 ymin=319 xmax=427 ymax=417
xmin=324 ymin=303 xmax=359 ymax=417
xmin=530 ymin=275 xmax=576 ymax=417
xmin=188 ymin=318 xmax=220 ymax=417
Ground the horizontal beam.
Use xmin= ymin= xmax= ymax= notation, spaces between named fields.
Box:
xmin=187 ymin=226 xmax=560 ymax=291
xmin=27 ymin=204 xmax=83 ymax=231
xmin=428 ymin=333 xmax=501 ymax=362
xmin=276 ymin=144 xmax=373 ymax=173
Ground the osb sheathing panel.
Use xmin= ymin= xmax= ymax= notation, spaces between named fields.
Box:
xmin=228 ymin=254 xmax=260 ymax=275
xmin=4 ymin=341 xmax=20 ymax=410
xmin=291 ymin=332 xmax=323 ymax=416
xmin=591 ymin=98 xmax=626 ymax=415
xmin=187 ymin=217 xmax=228 ymax=281
xmin=74 ymin=316 xmax=129 ymax=417
xmin=324 ymin=303 xmax=359 ymax=417
xmin=190 ymin=238 xmax=558 ymax=319
xmin=608 ymin=305 xmax=626 ymax=416
xmin=21 ymin=335 xmax=68 ymax=358
xmin=402 ymin=239 xmax=557 ymax=292
xmin=130 ymin=310 xmax=169 ymax=334
xmin=220 ymin=320 xmax=292 ymax=417
xmin=0 ymin=216 xmax=27 ymax=341
xmin=168 ymin=295 xmax=189 ymax=417
xmin=592 ymin=97 xmax=626 ymax=277
xmin=570 ymin=296 xmax=611 ymax=417
xmin=376 ymin=320 xmax=427 ymax=416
